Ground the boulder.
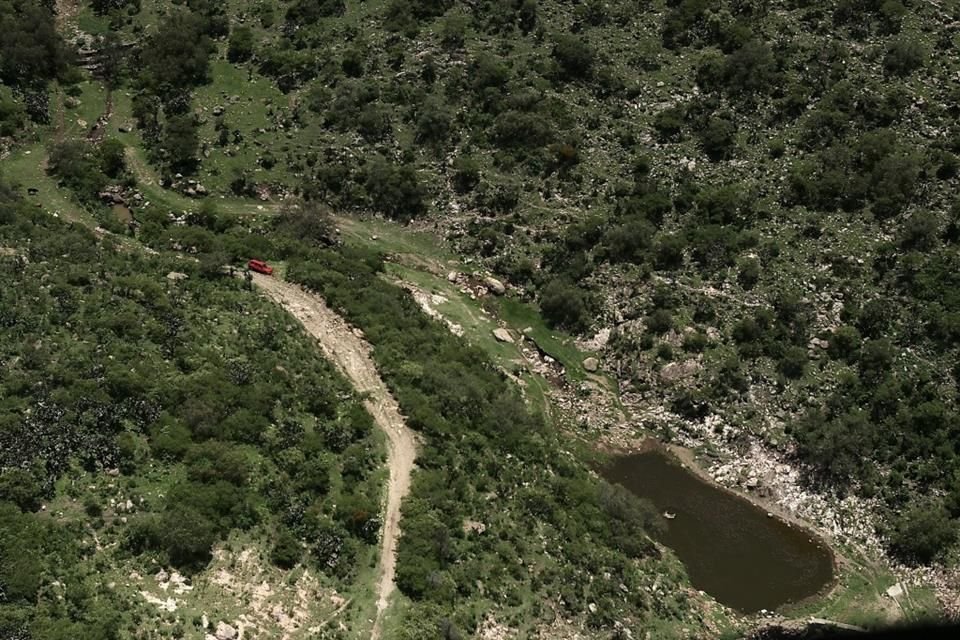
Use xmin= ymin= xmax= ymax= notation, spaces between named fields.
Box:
xmin=493 ymin=328 xmax=514 ymax=343
xmin=583 ymin=357 xmax=600 ymax=372
xmin=447 ymin=271 xmax=459 ymax=283
xmin=484 ymin=276 xmax=506 ymax=295
xmin=215 ymin=622 xmax=237 ymax=640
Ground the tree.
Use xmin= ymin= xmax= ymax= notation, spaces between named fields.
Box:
xmin=828 ymin=326 xmax=862 ymax=362
xmin=451 ymin=155 xmax=480 ymax=193
xmin=654 ymin=234 xmax=685 ymax=270
xmin=141 ymin=11 xmax=215 ymax=97
xmin=163 ymin=113 xmax=200 ymax=174
xmin=364 ymin=157 xmax=426 ymax=221
xmin=723 ymin=40 xmax=777 ymax=96
xmin=0 ymin=0 xmax=68 ymax=88
xmin=0 ymin=468 xmax=44 ymax=511
xmin=646 ymin=309 xmax=673 ymax=335
xmin=859 ymin=339 xmax=894 ymax=381
xmin=91 ymin=0 xmax=141 ymax=15
xmin=415 ymin=98 xmax=452 ymax=147
xmin=738 ymin=258 xmax=760 ymax=289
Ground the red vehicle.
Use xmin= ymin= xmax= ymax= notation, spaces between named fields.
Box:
xmin=247 ymin=259 xmax=274 ymax=275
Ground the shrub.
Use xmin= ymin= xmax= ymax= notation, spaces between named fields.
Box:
xmin=227 ymin=26 xmax=254 ymax=63
xmin=779 ymin=346 xmax=808 ymax=379
xmin=540 ymin=279 xmax=590 ymax=332
xmin=552 ymin=35 xmax=594 ymax=80
xmin=271 ymin=527 xmax=302 ymax=569
xmin=883 ymin=39 xmax=925 ymax=76
xmin=887 ymin=501 xmax=958 ymax=564
xmin=828 ymin=326 xmax=862 ymax=362
xmin=698 ymin=116 xmax=737 ymax=161
xmin=646 ymin=309 xmax=673 ymax=335
xmin=364 ymin=157 xmax=426 ymax=221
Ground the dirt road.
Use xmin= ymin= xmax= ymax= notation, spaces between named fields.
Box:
xmin=250 ymin=273 xmax=416 ymax=640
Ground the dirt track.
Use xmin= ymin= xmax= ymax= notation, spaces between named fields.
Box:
xmin=250 ymin=273 xmax=416 ymax=640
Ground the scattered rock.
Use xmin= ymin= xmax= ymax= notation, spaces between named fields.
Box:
xmin=583 ymin=357 xmax=600 ymax=372
xmin=493 ymin=328 xmax=514 ymax=343
xmin=484 ymin=276 xmax=506 ymax=295
xmin=659 ymin=360 xmax=701 ymax=382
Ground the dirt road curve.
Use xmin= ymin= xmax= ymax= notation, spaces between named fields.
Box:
xmin=250 ymin=274 xmax=416 ymax=640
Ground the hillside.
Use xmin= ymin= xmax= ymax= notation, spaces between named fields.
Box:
xmin=1 ymin=0 xmax=959 ymax=638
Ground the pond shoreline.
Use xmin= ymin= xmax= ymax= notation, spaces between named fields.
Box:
xmin=600 ymin=437 xmax=843 ymax=613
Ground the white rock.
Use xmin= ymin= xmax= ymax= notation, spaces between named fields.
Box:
xmin=484 ymin=276 xmax=506 ymax=295
xmin=215 ymin=622 xmax=237 ymax=640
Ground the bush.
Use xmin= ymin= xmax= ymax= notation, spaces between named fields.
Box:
xmin=552 ymin=35 xmax=594 ymax=80
xmin=653 ymin=106 xmax=685 ymax=142
xmin=227 ymin=26 xmax=254 ymax=63
xmin=899 ymin=211 xmax=939 ymax=251
xmin=646 ymin=309 xmax=673 ymax=335
xmin=883 ymin=39 xmax=925 ymax=76
xmin=452 ymin=155 xmax=480 ymax=193
xmin=698 ymin=116 xmax=737 ymax=161
xmin=887 ymin=501 xmax=958 ymax=564
xmin=779 ymin=346 xmax=808 ymax=379
xmin=271 ymin=527 xmax=302 ymax=569
xmin=540 ymin=279 xmax=590 ymax=332
xmin=828 ymin=326 xmax=862 ymax=362
xmin=364 ymin=157 xmax=426 ymax=221
xmin=738 ymin=258 xmax=760 ymax=289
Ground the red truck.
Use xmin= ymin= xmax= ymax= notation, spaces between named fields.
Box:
xmin=247 ymin=259 xmax=274 ymax=275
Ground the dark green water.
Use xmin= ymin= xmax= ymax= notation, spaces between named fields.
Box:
xmin=601 ymin=451 xmax=835 ymax=613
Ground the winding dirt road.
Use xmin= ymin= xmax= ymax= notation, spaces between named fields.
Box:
xmin=250 ymin=273 xmax=416 ymax=640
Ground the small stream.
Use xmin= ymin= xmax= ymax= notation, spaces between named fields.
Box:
xmin=601 ymin=450 xmax=835 ymax=613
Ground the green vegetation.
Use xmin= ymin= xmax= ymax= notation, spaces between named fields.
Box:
xmin=0 ymin=181 xmax=383 ymax=636
xmin=2 ymin=0 xmax=960 ymax=635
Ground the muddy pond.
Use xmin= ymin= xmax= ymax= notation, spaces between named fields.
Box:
xmin=601 ymin=450 xmax=835 ymax=613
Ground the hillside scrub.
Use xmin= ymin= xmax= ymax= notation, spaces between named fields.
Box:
xmin=0 ymin=183 xmax=383 ymax=635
